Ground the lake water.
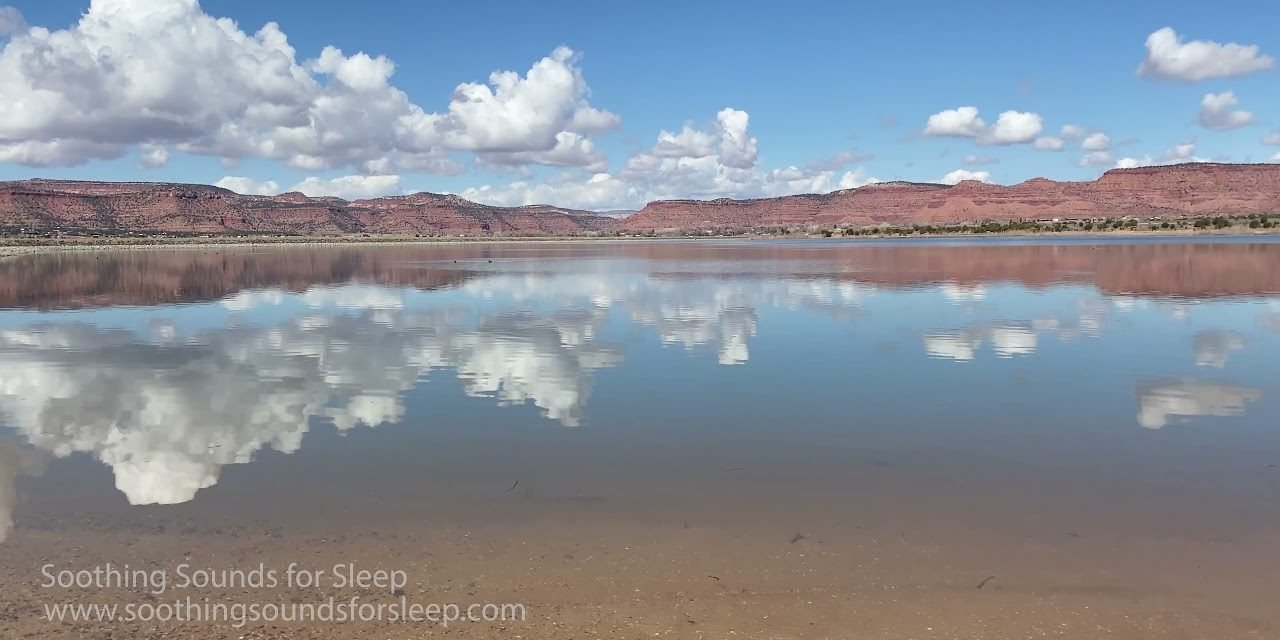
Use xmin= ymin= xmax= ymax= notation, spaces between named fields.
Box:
xmin=2 ymin=238 xmax=1279 ymax=639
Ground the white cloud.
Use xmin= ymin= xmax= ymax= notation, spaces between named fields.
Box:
xmin=138 ymin=145 xmax=169 ymax=170
xmin=567 ymin=106 xmax=622 ymax=135
xmin=1198 ymin=91 xmax=1254 ymax=130
xmin=1165 ymin=142 xmax=1200 ymax=162
xmin=652 ymin=125 xmax=717 ymax=158
xmin=924 ymin=107 xmax=986 ymax=138
xmin=940 ymin=169 xmax=990 ymax=184
xmin=1059 ymin=124 xmax=1085 ymax=140
xmin=462 ymin=173 xmax=638 ymax=210
xmin=396 ymin=151 xmax=465 ymax=175
xmin=0 ymin=139 xmax=126 ymax=166
xmin=1075 ymin=132 xmax=1116 ymax=166
xmin=715 ymin=108 xmax=759 ymax=169
xmin=399 ymin=46 xmax=618 ymax=155
xmin=1114 ymin=141 xmax=1205 ymax=168
xmin=0 ymin=5 xmax=25 ymax=36
xmin=963 ymin=154 xmax=997 ymax=165
xmin=763 ymin=167 xmax=879 ymax=196
xmin=1078 ymin=151 xmax=1114 ymax=167
xmin=214 ymin=174 xmax=401 ymax=199
xmin=478 ymin=131 xmax=607 ymax=172
xmin=1261 ymin=130 xmax=1280 ymax=145
xmin=1033 ymin=124 xmax=1084 ymax=151
xmin=291 ymin=175 xmax=402 ymax=200
xmin=1138 ymin=27 xmax=1274 ymax=82
xmin=923 ymin=107 xmax=1042 ymax=145
xmin=463 ymin=107 xmax=876 ymax=209
xmin=1081 ymin=132 xmax=1111 ymax=151
xmin=309 ymin=46 xmax=395 ymax=93
xmin=0 ymin=3 xmax=617 ymax=172
xmin=215 ymin=176 xmax=281 ymax=196
xmin=1033 ymin=137 xmax=1065 ymax=151
xmin=986 ymin=110 xmax=1043 ymax=145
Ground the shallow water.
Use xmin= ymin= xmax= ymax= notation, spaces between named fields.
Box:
xmin=2 ymin=238 xmax=1279 ymax=638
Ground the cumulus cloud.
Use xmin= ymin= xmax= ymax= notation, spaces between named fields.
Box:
xmin=986 ymin=111 xmax=1043 ymax=144
xmin=460 ymin=173 xmax=638 ymax=209
xmin=1033 ymin=125 xmax=1084 ymax=151
xmin=0 ymin=2 xmax=617 ymax=172
xmin=762 ymin=166 xmax=879 ymax=196
xmin=1069 ymin=131 xmax=1112 ymax=164
xmin=1115 ymin=141 xmax=1205 ymax=168
xmin=291 ymin=175 xmax=402 ymax=199
xmin=478 ymin=132 xmax=607 ymax=172
xmin=940 ymin=169 xmax=990 ymax=184
xmin=715 ymin=108 xmax=760 ymax=169
xmin=1033 ymin=136 xmax=1065 ymax=151
xmin=215 ymin=176 xmax=281 ymax=196
xmin=567 ymin=106 xmax=622 ymax=135
xmin=963 ymin=155 xmax=997 ymax=165
xmin=1081 ymin=132 xmax=1111 ymax=151
xmin=0 ymin=5 xmax=25 ymax=36
xmin=652 ymin=125 xmax=717 ymax=159
xmin=1264 ymin=130 xmax=1280 ymax=145
xmin=1138 ymin=27 xmax=1274 ymax=82
xmin=0 ymin=140 xmax=126 ymax=166
xmin=923 ymin=107 xmax=1042 ymax=145
xmin=1078 ymin=151 xmax=1114 ymax=167
xmin=924 ymin=107 xmax=987 ymax=138
xmin=138 ymin=145 xmax=169 ymax=170
xmin=1198 ymin=92 xmax=1254 ymax=130
xmin=214 ymin=174 xmax=402 ymax=199
xmin=462 ymin=106 xmax=869 ymax=209
xmin=1059 ymin=124 xmax=1085 ymax=140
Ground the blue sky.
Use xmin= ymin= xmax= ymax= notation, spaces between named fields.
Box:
xmin=1 ymin=0 xmax=1278 ymax=209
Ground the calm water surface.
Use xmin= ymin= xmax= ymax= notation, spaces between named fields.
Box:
xmin=2 ymin=238 xmax=1279 ymax=637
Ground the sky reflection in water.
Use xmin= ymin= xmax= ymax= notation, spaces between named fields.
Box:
xmin=0 ymin=240 xmax=1277 ymax=523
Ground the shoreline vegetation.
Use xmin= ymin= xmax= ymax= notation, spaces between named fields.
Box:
xmin=2 ymin=213 xmax=1277 ymax=257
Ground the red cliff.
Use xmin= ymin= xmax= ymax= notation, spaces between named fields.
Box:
xmin=3 ymin=163 xmax=1279 ymax=236
xmin=621 ymin=163 xmax=1280 ymax=231
xmin=0 ymin=180 xmax=613 ymax=236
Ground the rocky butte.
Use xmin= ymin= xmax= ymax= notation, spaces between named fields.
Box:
xmin=620 ymin=163 xmax=1280 ymax=231
xmin=0 ymin=180 xmax=614 ymax=236
xmin=1 ymin=163 xmax=1279 ymax=236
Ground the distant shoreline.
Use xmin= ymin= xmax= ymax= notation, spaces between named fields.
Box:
xmin=0 ymin=235 xmax=638 ymax=258
xmin=3 ymin=226 xmax=1279 ymax=258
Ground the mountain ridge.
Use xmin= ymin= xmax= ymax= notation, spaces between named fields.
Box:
xmin=3 ymin=163 xmax=1279 ymax=236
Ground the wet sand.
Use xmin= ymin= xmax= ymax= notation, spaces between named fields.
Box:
xmin=5 ymin=436 xmax=1280 ymax=639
